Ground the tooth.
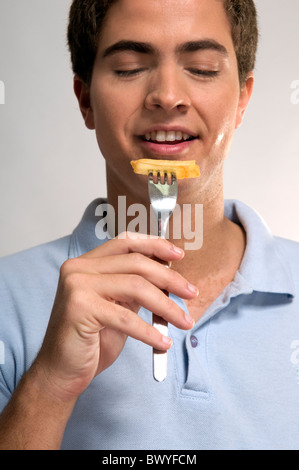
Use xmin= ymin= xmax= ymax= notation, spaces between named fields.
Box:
xmin=156 ymin=131 xmax=166 ymax=142
xmin=166 ymin=131 xmax=176 ymax=142
xmin=146 ymin=130 xmax=190 ymax=142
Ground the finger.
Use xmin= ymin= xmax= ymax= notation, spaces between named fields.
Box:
xmin=79 ymin=253 xmax=198 ymax=300
xmin=93 ymin=273 xmax=195 ymax=331
xmin=94 ymin=297 xmax=174 ymax=351
xmin=81 ymin=232 xmax=185 ymax=263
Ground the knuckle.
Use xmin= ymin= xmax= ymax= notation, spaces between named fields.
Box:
xmin=118 ymin=308 xmax=133 ymax=326
xmin=129 ymin=252 xmax=144 ymax=264
xmin=154 ymin=237 xmax=172 ymax=255
xmin=59 ymin=259 xmax=71 ymax=277
xmin=156 ymin=236 xmax=166 ymax=248
xmin=116 ymin=231 xmax=128 ymax=240
xmin=166 ymin=267 xmax=177 ymax=283
xmin=117 ymin=231 xmax=136 ymax=241
xmin=143 ymin=322 xmax=155 ymax=342
xmin=129 ymin=274 xmax=147 ymax=291
xmin=63 ymin=271 xmax=84 ymax=291
xmin=163 ymin=268 xmax=180 ymax=290
xmin=158 ymin=293 xmax=179 ymax=317
xmin=60 ymin=258 xmax=80 ymax=277
xmin=164 ymin=295 xmax=175 ymax=311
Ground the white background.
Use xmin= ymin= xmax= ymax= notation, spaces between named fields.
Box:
xmin=0 ymin=0 xmax=298 ymax=257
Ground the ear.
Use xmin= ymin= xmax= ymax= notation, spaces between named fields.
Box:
xmin=235 ymin=73 xmax=254 ymax=129
xmin=73 ymin=75 xmax=95 ymax=130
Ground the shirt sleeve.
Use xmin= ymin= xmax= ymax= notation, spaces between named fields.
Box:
xmin=0 ymin=237 xmax=69 ymax=416
xmin=0 ymin=367 xmax=12 ymax=413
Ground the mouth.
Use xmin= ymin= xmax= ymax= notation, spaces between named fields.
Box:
xmin=137 ymin=128 xmax=199 ymax=157
xmin=140 ymin=130 xmax=198 ymax=145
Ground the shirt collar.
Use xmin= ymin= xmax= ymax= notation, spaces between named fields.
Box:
xmin=69 ymin=198 xmax=295 ymax=298
xmin=69 ymin=198 xmax=110 ymax=258
xmin=225 ymin=199 xmax=295 ymax=297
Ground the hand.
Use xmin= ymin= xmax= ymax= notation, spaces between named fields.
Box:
xmin=34 ymin=233 xmax=198 ymax=402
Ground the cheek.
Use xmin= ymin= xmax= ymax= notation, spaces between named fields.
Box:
xmin=207 ymin=89 xmax=240 ymax=146
xmin=91 ymin=91 xmax=126 ymax=157
xmin=210 ymin=117 xmax=238 ymax=168
xmin=91 ymin=82 xmax=141 ymax=153
xmin=198 ymin=93 xmax=240 ymax=170
xmin=212 ymin=122 xmax=235 ymax=161
xmin=93 ymin=92 xmax=118 ymax=133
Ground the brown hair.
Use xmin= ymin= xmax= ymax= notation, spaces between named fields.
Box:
xmin=67 ymin=0 xmax=258 ymax=86
xmin=224 ymin=0 xmax=259 ymax=85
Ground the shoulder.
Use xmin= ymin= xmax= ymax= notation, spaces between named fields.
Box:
xmin=0 ymin=236 xmax=70 ymax=321
xmin=0 ymin=236 xmax=70 ymax=283
xmin=0 ymin=235 xmax=71 ymax=327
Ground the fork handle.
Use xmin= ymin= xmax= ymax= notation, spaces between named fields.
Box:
xmin=153 ymin=312 xmax=168 ymax=382
xmin=153 ymin=262 xmax=170 ymax=382
xmin=153 ymin=212 xmax=172 ymax=381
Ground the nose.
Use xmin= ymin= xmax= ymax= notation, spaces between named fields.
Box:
xmin=144 ymin=65 xmax=191 ymax=113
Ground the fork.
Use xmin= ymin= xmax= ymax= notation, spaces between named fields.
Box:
xmin=148 ymin=171 xmax=178 ymax=382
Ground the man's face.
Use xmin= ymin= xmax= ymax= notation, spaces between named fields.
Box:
xmin=78 ymin=0 xmax=253 ymax=200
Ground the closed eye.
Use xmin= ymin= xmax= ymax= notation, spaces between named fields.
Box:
xmin=187 ymin=68 xmax=219 ymax=78
xmin=114 ymin=68 xmax=146 ymax=78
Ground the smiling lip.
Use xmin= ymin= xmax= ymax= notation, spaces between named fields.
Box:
xmin=139 ymin=139 xmax=196 ymax=157
xmin=137 ymin=126 xmax=199 ymax=157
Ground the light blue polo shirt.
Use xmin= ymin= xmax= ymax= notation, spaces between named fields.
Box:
xmin=0 ymin=199 xmax=299 ymax=450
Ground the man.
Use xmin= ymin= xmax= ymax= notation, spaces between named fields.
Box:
xmin=0 ymin=0 xmax=298 ymax=450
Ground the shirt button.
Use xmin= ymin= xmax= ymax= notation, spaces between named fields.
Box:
xmin=190 ymin=335 xmax=199 ymax=348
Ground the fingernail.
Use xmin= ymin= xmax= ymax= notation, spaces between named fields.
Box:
xmin=171 ymin=245 xmax=184 ymax=256
xmin=188 ymin=283 xmax=199 ymax=295
xmin=162 ymin=335 xmax=173 ymax=348
xmin=185 ymin=313 xmax=195 ymax=327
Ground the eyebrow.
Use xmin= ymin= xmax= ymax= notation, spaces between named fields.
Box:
xmin=102 ymin=39 xmax=228 ymax=58
xmin=102 ymin=40 xmax=155 ymax=58
xmin=177 ymin=40 xmax=228 ymax=56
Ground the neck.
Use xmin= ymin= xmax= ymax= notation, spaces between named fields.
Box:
xmin=106 ymin=170 xmax=246 ymax=287
xmin=171 ymin=185 xmax=246 ymax=283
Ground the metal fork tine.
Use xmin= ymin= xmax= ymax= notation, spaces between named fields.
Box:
xmin=148 ymin=171 xmax=178 ymax=382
